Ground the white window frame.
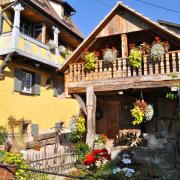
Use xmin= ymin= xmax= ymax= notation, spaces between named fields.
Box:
xmin=22 ymin=72 xmax=33 ymax=94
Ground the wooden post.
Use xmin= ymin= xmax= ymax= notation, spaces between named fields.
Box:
xmin=121 ymin=34 xmax=128 ymax=58
xmin=42 ymin=22 xmax=46 ymax=44
xmin=86 ymin=86 xmax=96 ymax=148
xmin=64 ymin=69 xmax=70 ymax=97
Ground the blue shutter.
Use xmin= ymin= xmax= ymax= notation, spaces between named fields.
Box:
xmin=33 ymin=74 xmax=41 ymax=95
xmin=14 ymin=68 xmax=23 ymax=92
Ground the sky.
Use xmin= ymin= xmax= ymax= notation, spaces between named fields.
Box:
xmin=66 ymin=0 xmax=180 ymax=37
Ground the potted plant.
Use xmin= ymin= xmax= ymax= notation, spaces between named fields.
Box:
xmin=48 ymin=39 xmax=56 ymax=52
xmin=58 ymin=45 xmax=66 ymax=54
xmin=102 ymin=47 xmax=117 ymax=65
xmin=82 ymin=49 xmax=99 ymax=71
xmin=150 ymin=36 xmax=165 ymax=61
xmin=128 ymin=48 xmax=142 ymax=69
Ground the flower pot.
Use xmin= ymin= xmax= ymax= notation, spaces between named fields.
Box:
xmin=0 ymin=165 xmax=16 ymax=179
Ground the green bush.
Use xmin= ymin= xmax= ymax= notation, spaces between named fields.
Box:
xmin=0 ymin=151 xmax=29 ymax=179
xmin=74 ymin=143 xmax=90 ymax=163
xmin=69 ymin=115 xmax=86 ymax=143
xmin=0 ymin=126 xmax=7 ymax=145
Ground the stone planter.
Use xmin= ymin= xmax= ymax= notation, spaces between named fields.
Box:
xmin=0 ymin=165 xmax=16 ymax=180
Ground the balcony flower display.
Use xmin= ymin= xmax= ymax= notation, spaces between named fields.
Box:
xmin=82 ymin=49 xmax=99 ymax=71
xmin=128 ymin=47 xmax=142 ymax=69
xmin=151 ymin=36 xmax=165 ymax=61
xmin=102 ymin=47 xmax=117 ymax=65
xmin=47 ymin=39 xmax=56 ymax=51
xmin=58 ymin=45 xmax=66 ymax=54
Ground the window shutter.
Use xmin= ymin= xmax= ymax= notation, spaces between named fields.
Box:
xmin=59 ymin=80 xmax=64 ymax=95
xmin=33 ymin=74 xmax=41 ymax=95
xmin=14 ymin=68 xmax=23 ymax=92
xmin=31 ymin=124 xmax=39 ymax=136
xmin=53 ymin=79 xmax=58 ymax=97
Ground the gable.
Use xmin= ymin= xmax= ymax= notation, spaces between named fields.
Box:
xmin=59 ymin=2 xmax=180 ymax=72
xmin=98 ymin=10 xmax=151 ymax=37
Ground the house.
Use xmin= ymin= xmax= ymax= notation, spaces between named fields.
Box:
xmin=59 ymin=2 xmax=180 ymax=146
xmin=0 ymin=0 xmax=83 ymax=131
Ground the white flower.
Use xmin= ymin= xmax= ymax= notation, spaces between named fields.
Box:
xmin=113 ymin=167 xmax=121 ymax=174
xmin=122 ymin=168 xmax=135 ymax=177
xmin=122 ymin=153 xmax=130 ymax=159
xmin=121 ymin=158 xmax=131 ymax=164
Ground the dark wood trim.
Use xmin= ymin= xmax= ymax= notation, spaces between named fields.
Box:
xmin=68 ymin=74 xmax=180 ymax=93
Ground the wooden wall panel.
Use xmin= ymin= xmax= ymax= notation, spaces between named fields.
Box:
xmin=98 ymin=12 xmax=151 ymax=37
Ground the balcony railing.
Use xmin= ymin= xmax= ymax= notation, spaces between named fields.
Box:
xmin=69 ymin=50 xmax=180 ymax=83
xmin=0 ymin=32 xmax=63 ymax=67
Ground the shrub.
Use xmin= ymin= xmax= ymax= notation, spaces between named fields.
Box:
xmin=0 ymin=126 xmax=7 ymax=145
xmin=0 ymin=151 xmax=29 ymax=179
xmin=69 ymin=115 xmax=86 ymax=143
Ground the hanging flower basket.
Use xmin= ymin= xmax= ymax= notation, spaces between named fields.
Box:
xmin=128 ymin=48 xmax=142 ymax=69
xmin=102 ymin=47 xmax=117 ymax=65
xmin=144 ymin=104 xmax=154 ymax=122
xmin=58 ymin=45 xmax=66 ymax=54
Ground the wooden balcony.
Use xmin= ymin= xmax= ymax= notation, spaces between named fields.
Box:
xmin=68 ymin=51 xmax=180 ymax=93
xmin=0 ymin=32 xmax=63 ymax=67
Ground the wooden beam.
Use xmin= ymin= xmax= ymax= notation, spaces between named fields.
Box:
xmin=86 ymin=86 xmax=96 ymax=148
xmin=68 ymin=74 xmax=180 ymax=93
xmin=121 ymin=33 xmax=128 ymax=58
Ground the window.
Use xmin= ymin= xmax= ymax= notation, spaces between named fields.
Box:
xmin=22 ymin=72 xmax=33 ymax=93
xmin=14 ymin=68 xmax=41 ymax=95
xmin=53 ymin=79 xmax=64 ymax=97
xmin=20 ymin=20 xmax=42 ymax=39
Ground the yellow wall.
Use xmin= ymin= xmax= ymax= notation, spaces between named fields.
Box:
xmin=2 ymin=10 xmax=12 ymax=33
xmin=0 ymin=58 xmax=79 ymax=130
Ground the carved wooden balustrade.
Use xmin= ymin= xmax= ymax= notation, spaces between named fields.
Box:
xmin=69 ymin=50 xmax=180 ymax=83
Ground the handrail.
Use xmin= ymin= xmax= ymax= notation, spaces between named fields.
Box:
xmin=69 ymin=50 xmax=180 ymax=83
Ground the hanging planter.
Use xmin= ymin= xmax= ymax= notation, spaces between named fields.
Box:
xmin=144 ymin=104 xmax=154 ymax=122
xmin=82 ymin=49 xmax=99 ymax=71
xmin=102 ymin=47 xmax=117 ymax=65
xmin=131 ymin=105 xmax=144 ymax=125
xmin=128 ymin=48 xmax=142 ymax=69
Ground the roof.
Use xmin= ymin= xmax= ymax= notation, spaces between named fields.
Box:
xmin=158 ymin=20 xmax=180 ymax=36
xmin=58 ymin=2 xmax=180 ymax=72
xmin=24 ymin=0 xmax=83 ymax=39
xmin=158 ymin=20 xmax=180 ymax=28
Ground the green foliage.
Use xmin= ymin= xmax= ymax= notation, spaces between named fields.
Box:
xmin=166 ymin=92 xmax=177 ymax=100
xmin=131 ymin=106 xmax=144 ymax=125
xmin=128 ymin=48 xmax=142 ymax=69
xmin=83 ymin=51 xmax=98 ymax=71
xmin=74 ymin=143 xmax=90 ymax=163
xmin=0 ymin=126 xmax=7 ymax=145
xmin=0 ymin=151 xmax=29 ymax=179
xmin=69 ymin=115 xmax=86 ymax=143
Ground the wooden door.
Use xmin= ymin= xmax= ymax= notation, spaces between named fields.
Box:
xmin=96 ymin=96 xmax=121 ymax=139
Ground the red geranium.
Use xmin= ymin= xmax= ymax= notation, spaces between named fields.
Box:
xmin=83 ymin=153 xmax=96 ymax=165
xmin=92 ymin=149 xmax=101 ymax=155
